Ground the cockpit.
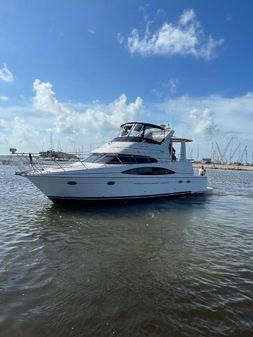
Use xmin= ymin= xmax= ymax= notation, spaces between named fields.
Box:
xmin=114 ymin=122 xmax=166 ymax=144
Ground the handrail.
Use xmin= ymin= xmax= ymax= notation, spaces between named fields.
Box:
xmin=10 ymin=152 xmax=89 ymax=173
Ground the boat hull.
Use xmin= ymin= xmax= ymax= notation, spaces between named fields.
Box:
xmin=27 ymin=174 xmax=208 ymax=203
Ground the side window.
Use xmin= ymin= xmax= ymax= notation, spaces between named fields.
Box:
xmin=85 ymin=154 xmax=159 ymax=164
xmin=134 ymin=156 xmax=157 ymax=163
xmin=116 ymin=155 xmax=157 ymax=164
xmin=107 ymin=156 xmax=121 ymax=164
xmin=118 ymin=155 xmax=134 ymax=164
xmin=122 ymin=167 xmax=175 ymax=175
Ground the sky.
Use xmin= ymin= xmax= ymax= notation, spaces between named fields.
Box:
xmin=0 ymin=0 xmax=253 ymax=162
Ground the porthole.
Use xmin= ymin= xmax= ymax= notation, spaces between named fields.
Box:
xmin=107 ymin=181 xmax=115 ymax=185
xmin=67 ymin=181 xmax=77 ymax=185
xmin=186 ymin=180 xmax=190 ymax=183
xmin=178 ymin=180 xmax=182 ymax=184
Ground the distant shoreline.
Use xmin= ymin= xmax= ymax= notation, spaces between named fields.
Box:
xmin=193 ymin=163 xmax=253 ymax=171
xmin=1 ymin=155 xmax=253 ymax=171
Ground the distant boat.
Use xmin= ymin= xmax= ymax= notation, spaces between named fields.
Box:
xmin=16 ymin=122 xmax=209 ymax=203
xmin=39 ymin=150 xmax=78 ymax=161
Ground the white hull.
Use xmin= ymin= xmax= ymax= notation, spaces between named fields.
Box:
xmin=28 ymin=173 xmax=208 ymax=202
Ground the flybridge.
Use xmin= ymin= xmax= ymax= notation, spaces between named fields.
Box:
xmin=113 ymin=122 xmax=174 ymax=144
xmin=116 ymin=122 xmax=192 ymax=143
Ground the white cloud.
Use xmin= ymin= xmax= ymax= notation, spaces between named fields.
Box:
xmin=33 ymin=79 xmax=63 ymax=114
xmin=151 ymin=79 xmax=179 ymax=99
xmin=0 ymin=95 xmax=8 ymax=102
xmin=11 ymin=117 xmax=39 ymax=148
xmin=32 ymin=79 xmax=143 ymax=140
xmin=29 ymin=80 xmax=253 ymax=145
xmin=117 ymin=33 xmax=125 ymax=45
xmin=159 ymin=93 xmax=253 ymax=141
xmin=169 ymin=79 xmax=179 ymax=93
xmin=88 ymin=29 xmax=96 ymax=35
xmin=1 ymin=78 xmax=252 ymax=157
xmin=33 ymin=79 xmax=80 ymax=134
xmin=154 ymin=93 xmax=253 ymax=159
xmin=189 ymin=108 xmax=219 ymax=136
xmin=0 ymin=119 xmax=5 ymax=128
xmin=0 ymin=64 xmax=14 ymax=82
xmin=126 ymin=9 xmax=224 ymax=60
xmin=0 ymin=135 xmax=6 ymax=144
xmin=179 ymin=8 xmax=196 ymax=26
xmin=71 ymin=94 xmax=143 ymax=139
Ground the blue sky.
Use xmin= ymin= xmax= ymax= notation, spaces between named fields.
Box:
xmin=0 ymin=0 xmax=253 ymax=162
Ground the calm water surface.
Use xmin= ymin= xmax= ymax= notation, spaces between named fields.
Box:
xmin=0 ymin=166 xmax=252 ymax=337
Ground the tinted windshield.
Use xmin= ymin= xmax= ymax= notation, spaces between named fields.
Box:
xmin=83 ymin=153 xmax=157 ymax=164
xmin=118 ymin=123 xmax=165 ymax=143
xmin=119 ymin=123 xmax=145 ymax=137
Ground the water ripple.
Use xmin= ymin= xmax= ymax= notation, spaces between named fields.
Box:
xmin=0 ymin=166 xmax=253 ymax=336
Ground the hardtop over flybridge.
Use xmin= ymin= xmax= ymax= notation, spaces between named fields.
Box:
xmin=16 ymin=122 xmax=209 ymax=203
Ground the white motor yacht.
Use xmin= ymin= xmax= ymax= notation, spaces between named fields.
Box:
xmin=17 ymin=122 xmax=209 ymax=203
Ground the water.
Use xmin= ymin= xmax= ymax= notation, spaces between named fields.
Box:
xmin=0 ymin=166 xmax=252 ymax=337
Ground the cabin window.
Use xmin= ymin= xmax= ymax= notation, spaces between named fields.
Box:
xmin=83 ymin=154 xmax=157 ymax=164
xmin=82 ymin=153 xmax=103 ymax=163
xmin=106 ymin=156 xmax=121 ymax=164
xmin=118 ymin=155 xmax=133 ymax=164
xmin=122 ymin=167 xmax=175 ymax=175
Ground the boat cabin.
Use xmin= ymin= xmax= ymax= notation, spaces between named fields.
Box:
xmin=113 ymin=122 xmax=192 ymax=162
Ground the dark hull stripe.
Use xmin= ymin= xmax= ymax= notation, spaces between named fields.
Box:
xmin=48 ymin=191 xmax=197 ymax=203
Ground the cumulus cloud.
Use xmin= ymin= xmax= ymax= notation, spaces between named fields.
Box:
xmin=125 ymin=9 xmax=224 ymax=60
xmin=153 ymin=93 xmax=253 ymax=159
xmin=32 ymin=79 xmax=143 ymax=139
xmin=33 ymin=79 xmax=76 ymax=134
xmin=159 ymin=93 xmax=253 ymax=141
xmin=1 ymin=79 xmax=253 ymax=155
xmin=32 ymin=79 xmax=252 ymax=147
xmin=0 ymin=95 xmax=8 ymax=102
xmin=0 ymin=64 xmax=14 ymax=82
xmin=70 ymin=94 xmax=143 ymax=138
xmin=11 ymin=117 xmax=39 ymax=147
xmin=189 ymin=108 xmax=219 ymax=136
xmin=33 ymin=79 xmax=63 ymax=114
